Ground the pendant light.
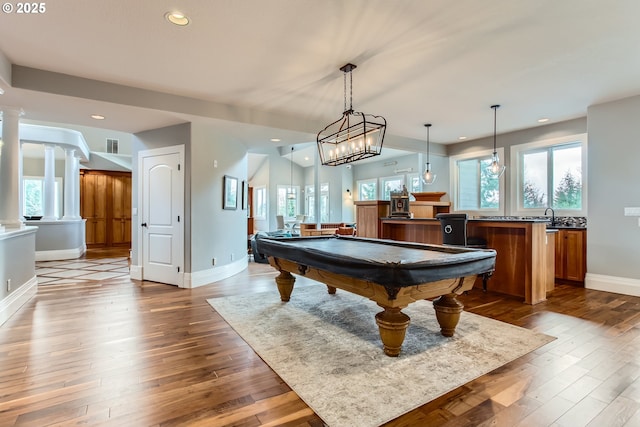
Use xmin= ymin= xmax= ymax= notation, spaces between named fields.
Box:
xmin=287 ymin=147 xmax=295 ymax=199
xmin=487 ymin=104 xmax=505 ymax=178
xmin=317 ymin=63 xmax=387 ymax=166
xmin=422 ymin=123 xmax=436 ymax=185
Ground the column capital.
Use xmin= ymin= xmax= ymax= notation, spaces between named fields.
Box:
xmin=0 ymin=107 xmax=25 ymax=119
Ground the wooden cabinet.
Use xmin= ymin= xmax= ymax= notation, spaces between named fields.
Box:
xmin=81 ymin=172 xmax=108 ymax=246
xmin=354 ymin=201 xmax=389 ymax=238
xmin=554 ymin=228 xmax=586 ymax=283
xmin=80 ymin=170 xmax=132 ymax=248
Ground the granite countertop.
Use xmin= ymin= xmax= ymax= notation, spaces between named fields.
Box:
xmin=382 ymin=215 xmax=587 ymax=229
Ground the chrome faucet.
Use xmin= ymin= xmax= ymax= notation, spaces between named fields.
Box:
xmin=544 ymin=207 xmax=555 ymax=226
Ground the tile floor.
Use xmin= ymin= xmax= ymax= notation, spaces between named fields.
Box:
xmin=36 ymin=256 xmax=130 ymax=285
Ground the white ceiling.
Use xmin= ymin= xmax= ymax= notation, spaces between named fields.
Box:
xmin=1 ymin=1 xmax=639 ymax=152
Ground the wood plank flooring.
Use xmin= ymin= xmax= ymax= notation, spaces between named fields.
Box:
xmin=2 ymin=249 xmax=640 ymax=426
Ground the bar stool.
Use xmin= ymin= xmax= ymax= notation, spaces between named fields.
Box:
xmin=435 ymin=213 xmax=491 ymax=291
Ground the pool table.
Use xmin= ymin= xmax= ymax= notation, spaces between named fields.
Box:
xmin=256 ymin=235 xmax=496 ymax=356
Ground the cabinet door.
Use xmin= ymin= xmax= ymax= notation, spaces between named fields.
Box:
xmin=356 ymin=205 xmax=380 ymax=238
xmin=564 ymin=230 xmax=586 ymax=282
xmin=554 ymin=230 xmax=566 ymax=280
xmin=110 ymin=174 xmax=132 ymax=245
xmin=81 ymin=173 xmax=107 ymax=246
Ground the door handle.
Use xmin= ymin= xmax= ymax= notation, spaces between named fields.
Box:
xmin=141 ymin=223 xmax=147 ymax=227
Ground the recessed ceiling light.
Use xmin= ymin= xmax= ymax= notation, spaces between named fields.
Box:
xmin=537 ymin=118 xmax=550 ymax=123
xmin=0 ymin=87 xmax=4 ymax=95
xmin=165 ymin=11 xmax=190 ymax=26
xmin=304 ymin=156 xmax=309 ymax=161
xmin=270 ymin=138 xmax=281 ymax=142
xmin=458 ymin=136 xmax=467 ymax=140
xmin=91 ymin=114 xmax=105 ymax=120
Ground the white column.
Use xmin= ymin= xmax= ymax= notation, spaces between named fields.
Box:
xmin=42 ymin=144 xmax=57 ymax=220
xmin=62 ymin=148 xmax=78 ymax=220
xmin=0 ymin=109 xmax=24 ymax=229
xmin=73 ymin=153 xmax=81 ymax=219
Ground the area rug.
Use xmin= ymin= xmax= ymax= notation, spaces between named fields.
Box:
xmin=208 ymin=285 xmax=554 ymax=427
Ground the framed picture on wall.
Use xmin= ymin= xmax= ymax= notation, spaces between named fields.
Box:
xmin=242 ymin=180 xmax=248 ymax=210
xmin=223 ymin=175 xmax=238 ymax=210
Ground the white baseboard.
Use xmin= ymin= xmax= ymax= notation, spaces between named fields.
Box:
xmin=129 ymin=264 xmax=142 ymax=280
xmin=585 ymin=273 xmax=640 ymax=297
xmin=0 ymin=276 xmax=38 ymax=326
xmin=35 ymin=245 xmax=86 ymax=261
xmin=185 ymin=258 xmax=248 ymax=288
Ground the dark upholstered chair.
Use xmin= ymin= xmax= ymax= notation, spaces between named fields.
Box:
xmin=435 ymin=213 xmax=491 ymax=291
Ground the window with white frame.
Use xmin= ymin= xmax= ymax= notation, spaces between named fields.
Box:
xmin=277 ymin=185 xmax=300 ymax=217
xmin=357 ymin=178 xmax=377 ymax=201
xmin=511 ymin=134 xmax=586 ymax=215
xmin=407 ymin=173 xmax=420 ymax=195
xmin=305 ymin=183 xmax=329 ymax=222
xmin=23 ymin=176 xmax=63 ymax=218
xmin=254 ymin=186 xmax=267 ymax=219
xmin=305 ymin=185 xmax=315 ymax=221
xmin=319 ymin=183 xmax=329 ymax=222
xmin=380 ymin=175 xmax=405 ymax=201
xmin=450 ymin=149 xmax=505 ymax=214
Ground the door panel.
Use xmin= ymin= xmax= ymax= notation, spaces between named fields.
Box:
xmin=80 ymin=171 xmax=132 ymax=248
xmin=81 ymin=172 xmax=108 ymax=247
xmin=140 ymin=149 xmax=184 ymax=286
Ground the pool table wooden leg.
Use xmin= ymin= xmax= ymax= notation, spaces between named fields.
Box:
xmin=275 ymin=271 xmax=295 ymax=302
xmin=432 ymin=293 xmax=464 ymax=337
xmin=375 ymin=306 xmax=411 ymax=357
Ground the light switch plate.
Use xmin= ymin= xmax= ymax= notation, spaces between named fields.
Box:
xmin=624 ymin=207 xmax=640 ymax=216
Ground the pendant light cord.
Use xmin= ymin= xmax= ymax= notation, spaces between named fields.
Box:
xmin=491 ymin=104 xmax=500 ymax=155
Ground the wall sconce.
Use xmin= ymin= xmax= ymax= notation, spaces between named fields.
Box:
xmin=346 ymin=189 xmax=352 ymax=199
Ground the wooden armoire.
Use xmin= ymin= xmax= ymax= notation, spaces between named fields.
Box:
xmin=80 ymin=170 xmax=132 ymax=248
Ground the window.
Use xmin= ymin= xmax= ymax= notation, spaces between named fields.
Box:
xmin=357 ymin=179 xmax=377 ymax=201
xmin=254 ymin=186 xmax=267 ymax=219
xmin=319 ymin=183 xmax=329 ymax=222
xmin=407 ymin=173 xmax=420 ymax=195
xmin=305 ymin=185 xmax=315 ymax=221
xmin=305 ymin=183 xmax=329 ymax=222
xmin=106 ymin=138 xmax=119 ymax=154
xmin=277 ymin=185 xmax=299 ymax=217
xmin=511 ymin=134 xmax=586 ymax=215
xmin=450 ymin=149 xmax=505 ymax=214
xmin=380 ymin=176 xmax=405 ymax=201
xmin=23 ymin=176 xmax=63 ymax=218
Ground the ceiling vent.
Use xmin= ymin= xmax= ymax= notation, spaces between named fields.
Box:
xmin=106 ymin=138 xmax=119 ymax=154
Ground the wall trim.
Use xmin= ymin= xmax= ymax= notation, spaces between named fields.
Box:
xmin=186 ymin=258 xmax=248 ymax=289
xmin=0 ymin=275 xmax=37 ymax=326
xmin=585 ymin=273 xmax=640 ymax=297
xmin=35 ymin=244 xmax=86 ymax=261
xmin=129 ymin=264 xmax=142 ymax=280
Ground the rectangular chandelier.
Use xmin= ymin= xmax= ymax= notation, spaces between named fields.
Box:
xmin=317 ymin=111 xmax=386 ymax=166
xmin=316 ymin=63 xmax=387 ymax=167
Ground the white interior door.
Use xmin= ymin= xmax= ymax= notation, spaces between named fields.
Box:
xmin=139 ymin=146 xmax=184 ymax=286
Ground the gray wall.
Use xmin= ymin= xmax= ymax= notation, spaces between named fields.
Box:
xmin=249 ymin=146 xmax=304 ymax=231
xmin=132 ymin=123 xmax=191 ymax=269
xmin=23 ymin=119 xmax=133 ymax=155
xmin=351 ymin=150 xmax=451 ymax=201
xmin=587 ymin=95 xmax=640 ymax=280
xmin=447 ymin=117 xmax=587 ymax=214
xmin=0 ymin=229 xmax=36 ymax=302
xmin=190 ymin=122 xmax=248 ymax=272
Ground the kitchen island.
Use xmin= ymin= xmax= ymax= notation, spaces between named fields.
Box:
xmin=380 ymin=217 xmax=555 ymax=304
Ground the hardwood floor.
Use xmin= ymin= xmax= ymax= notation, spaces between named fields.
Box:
xmin=2 ymin=250 xmax=640 ymax=426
